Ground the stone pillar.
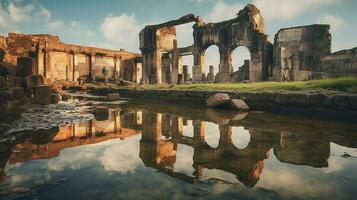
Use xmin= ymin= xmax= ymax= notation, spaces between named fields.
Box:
xmin=171 ymin=115 xmax=183 ymax=140
xmin=142 ymin=111 xmax=162 ymax=142
xmin=72 ymin=52 xmax=79 ymax=82
xmin=161 ymin=113 xmax=171 ymax=139
xmin=193 ymin=120 xmax=205 ymax=143
xmin=216 ymin=48 xmax=232 ymax=83
xmin=37 ymin=50 xmax=45 ymax=76
xmin=114 ymin=57 xmax=120 ymax=81
xmin=44 ymin=50 xmax=51 ymax=79
xmin=142 ymin=51 xmax=153 ymax=84
xmin=218 ymin=125 xmax=232 ymax=147
xmin=207 ymin=65 xmax=215 ymax=82
xmin=192 ymin=50 xmax=205 ymax=82
xmin=89 ymin=53 xmax=96 ymax=82
xmin=154 ymin=50 xmax=162 ymax=84
xmin=171 ymin=40 xmax=179 ymax=84
xmin=182 ymin=65 xmax=188 ymax=82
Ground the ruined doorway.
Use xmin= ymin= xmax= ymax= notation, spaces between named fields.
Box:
xmin=180 ymin=54 xmax=193 ymax=82
xmin=204 ymin=45 xmax=219 ymax=82
xmin=231 ymin=46 xmax=251 ymax=82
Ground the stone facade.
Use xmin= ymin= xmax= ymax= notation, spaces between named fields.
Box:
xmin=0 ymin=33 xmax=142 ymax=83
xmin=140 ymin=4 xmax=272 ymax=84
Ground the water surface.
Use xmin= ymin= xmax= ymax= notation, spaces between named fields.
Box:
xmin=0 ymin=101 xmax=357 ymax=200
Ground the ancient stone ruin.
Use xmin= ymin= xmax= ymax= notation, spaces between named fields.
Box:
xmin=0 ymin=4 xmax=356 ymax=85
xmin=139 ymin=4 xmax=357 ymax=83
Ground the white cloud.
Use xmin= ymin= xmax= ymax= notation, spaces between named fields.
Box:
xmin=70 ymin=20 xmax=81 ymax=28
xmin=37 ymin=5 xmax=51 ymax=22
xmin=48 ymin=20 xmax=65 ymax=30
xmin=205 ymin=1 xmax=243 ymax=22
xmin=8 ymin=2 xmax=34 ymax=22
xmin=0 ymin=4 xmax=9 ymax=28
xmin=253 ymin=0 xmax=339 ymax=20
xmin=317 ymin=14 xmax=344 ymax=32
xmin=100 ymin=14 xmax=142 ymax=52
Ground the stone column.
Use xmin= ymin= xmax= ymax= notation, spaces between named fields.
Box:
xmin=171 ymin=39 xmax=179 ymax=84
xmin=207 ymin=65 xmax=215 ymax=82
xmin=114 ymin=57 xmax=120 ymax=81
xmin=182 ymin=65 xmax=188 ymax=82
xmin=142 ymin=111 xmax=162 ymax=142
xmin=44 ymin=49 xmax=51 ymax=79
xmin=216 ymin=48 xmax=232 ymax=83
xmin=218 ymin=125 xmax=232 ymax=147
xmin=89 ymin=53 xmax=96 ymax=82
xmin=72 ymin=52 xmax=79 ymax=82
xmin=193 ymin=120 xmax=205 ymax=143
xmin=171 ymin=115 xmax=183 ymax=140
xmin=192 ymin=50 xmax=205 ymax=82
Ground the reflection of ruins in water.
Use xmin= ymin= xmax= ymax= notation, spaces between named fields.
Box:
xmin=1 ymin=106 xmax=356 ymax=187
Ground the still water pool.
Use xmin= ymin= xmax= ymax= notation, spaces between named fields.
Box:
xmin=0 ymin=101 xmax=357 ymax=200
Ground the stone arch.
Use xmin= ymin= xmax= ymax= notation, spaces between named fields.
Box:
xmin=202 ymin=44 xmax=220 ymax=82
xmin=230 ymin=46 xmax=251 ymax=82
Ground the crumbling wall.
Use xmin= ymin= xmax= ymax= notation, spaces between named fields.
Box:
xmin=0 ymin=33 xmax=141 ymax=83
xmin=272 ymin=25 xmax=331 ymax=81
xmin=319 ymin=48 xmax=357 ymax=77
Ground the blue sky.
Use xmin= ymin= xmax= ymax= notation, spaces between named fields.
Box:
xmin=0 ymin=0 xmax=356 ymax=70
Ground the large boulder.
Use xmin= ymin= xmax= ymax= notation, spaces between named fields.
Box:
xmin=33 ymin=85 xmax=51 ymax=105
xmin=0 ymin=49 xmax=4 ymax=62
xmin=25 ymin=75 xmax=44 ymax=88
xmin=230 ymin=99 xmax=250 ymax=111
xmin=16 ymin=56 xmax=34 ymax=77
xmin=206 ymin=93 xmax=231 ymax=108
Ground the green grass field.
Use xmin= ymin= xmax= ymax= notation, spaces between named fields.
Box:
xmin=125 ymin=76 xmax=357 ymax=94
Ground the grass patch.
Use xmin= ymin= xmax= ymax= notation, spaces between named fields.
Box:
xmin=125 ymin=76 xmax=357 ymax=94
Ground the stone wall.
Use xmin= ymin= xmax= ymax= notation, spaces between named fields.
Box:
xmin=272 ymin=25 xmax=331 ymax=81
xmin=319 ymin=48 xmax=357 ymax=77
xmin=0 ymin=33 xmax=142 ymax=83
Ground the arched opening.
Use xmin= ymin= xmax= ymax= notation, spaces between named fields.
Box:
xmin=204 ymin=45 xmax=220 ymax=82
xmin=231 ymin=127 xmax=250 ymax=149
xmin=175 ymin=22 xmax=195 ymax=48
xmin=204 ymin=122 xmax=220 ymax=148
xmin=231 ymin=46 xmax=251 ymax=82
xmin=180 ymin=55 xmax=193 ymax=82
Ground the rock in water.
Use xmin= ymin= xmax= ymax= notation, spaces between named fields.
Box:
xmin=206 ymin=93 xmax=231 ymax=108
xmin=230 ymin=99 xmax=250 ymax=111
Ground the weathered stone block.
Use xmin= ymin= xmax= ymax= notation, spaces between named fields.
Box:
xmin=206 ymin=93 xmax=230 ymax=108
xmin=13 ymin=76 xmax=27 ymax=87
xmin=25 ymin=75 xmax=44 ymax=88
xmin=107 ymin=93 xmax=120 ymax=101
xmin=230 ymin=99 xmax=250 ymax=111
xmin=94 ymin=106 xmax=109 ymax=121
xmin=33 ymin=85 xmax=51 ymax=105
xmin=50 ymin=93 xmax=62 ymax=104
xmin=16 ymin=57 xmax=35 ymax=77
xmin=10 ymin=87 xmax=26 ymax=99
xmin=0 ymin=62 xmax=16 ymax=76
